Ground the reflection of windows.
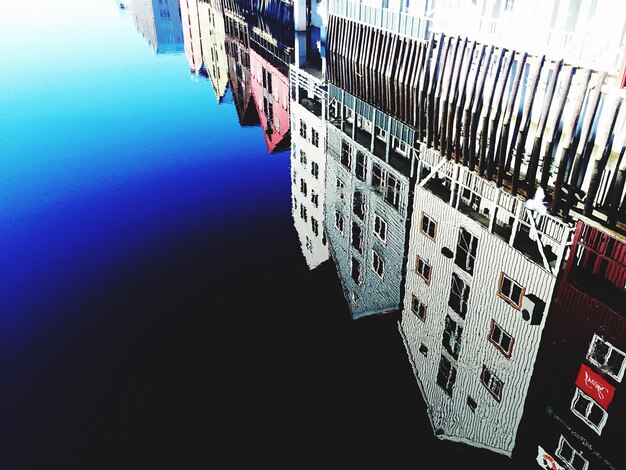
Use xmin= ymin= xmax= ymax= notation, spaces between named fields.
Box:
xmin=311 ymin=128 xmax=319 ymax=147
xmin=442 ymin=315 xmax=463 ymax=360
xmin=455 ymin=228 xmax=478 ymax=275
xmin=415 ymin=256 xmax=432 ymax=285
xmin=311 ymin=191 xmax=319 ymax=208
xmin=420 ymin=212 xmax=437 ymax=240
xmin=300 ymin=120 xmax=307 ymax=139
xmin=311 ymin=217 xmax=319 ymax=236
xmin=341 ymin=140 xmax=352 ymax=170
xmin=481 ymin=365 xmax=503 ymax=402
xmin=489 ymin=320 xmax=514 ymax=357
xmin=498 ymin=273 xmax=524 ymax=309
xmin=437 ymin=355 xmax=457 ymax=396
xmin=311 ymin=161 xmax=319 ymax=179
xmin=355 ymin=151 xmax=367 ymax=182
xmin=449 ymin=273 xmax=469 ymax=318
xmin=587 ymin=334 xmax=626 ymax=382
xmin=419 ymin=343 xmax=428 ymax=356
xmin=300 ymin=205 xmax=307 ymax=221
xmin=300 ymin=178 xmax=307 ymax=196
xmin=372 ymin=251 xmax=384 ymax=278
xmin=336 ymin=178 xmax=346 ymax=202
xmin=372 ymin=163 xmax=401 ymax=210
xmin=411 ymin=295 xmax=426 ymax=321
xmin=335 ymin=211 xmax=344 ymax=234
xmin=556 ymin=435 xmax=589 ymax=470
xmin=467 ymin=396 xmax=477 ymax=413
xmin=351 ymin=222 xmax=363 ymax=253
xmin=300 ymin=150 xmax=307 ymax=167
xmin=571 ymin=388 xmax=607 ymax=435
xmin=373 ymin=214 xmax=387 ymax=242
xmin=352 ymin=192 xmax=366 ymax=220
xmin=351 ymin=257 xmax=362 ymax=285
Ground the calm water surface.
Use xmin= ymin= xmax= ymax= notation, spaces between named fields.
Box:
xmin=1 ymin=1 xmax=514 ymax=468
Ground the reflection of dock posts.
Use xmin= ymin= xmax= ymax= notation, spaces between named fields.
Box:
xmin=584 ymin=95 xmax=623 ymax=217
xmin=525 ymin=60 xmax=563 ymax=193
xmin=443 ymin=37 xmax=467 ymax=160
xmin=438 ymin=36 xmax=460 ymax=158
xmin=454 ymin=40 xmax=476 ymax=164
xmin=561 ymin=72 xmax=605 ymax=218
xmin=496 ymin=52 xmax=527 ymax=187
xmin=550 ymin=69 xmax=591 ymax=214
xmin=511 ymin=56 xmax=545 ymax=196
xmin=467 ymin=45 xmax=492 ymax=171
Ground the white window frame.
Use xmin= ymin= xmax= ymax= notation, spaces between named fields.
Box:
xmin=372 ymin=250 xmax=384 ymax=279
xmin=373 ymin=214 xmax=387 ymax=243
xmin=335 ymin=211 xmax=344 ymax=234
xmin=587 ymin=334 xmax=626 ymax=382
xmin=570 ymin=388 xmax=608 ymax=435
xmin=556 ymin=435 xmax=589 ymax=470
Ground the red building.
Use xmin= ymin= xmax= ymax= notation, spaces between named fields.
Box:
xmin=517 ymin=221 xmax=626 ymax=470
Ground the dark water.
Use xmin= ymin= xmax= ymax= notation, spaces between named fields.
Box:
xmin=1 ymin=2 xmax=516 ymax=468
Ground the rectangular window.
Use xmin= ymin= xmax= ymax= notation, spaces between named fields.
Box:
xmin=467 ymin=396 xmax=477 ymax=413
xmin=311 ymin=217 xmax=319 ymax=236
xmin=455 ymin=228 xmax=478 ymax=275
xmin=481 ymin=365 xmax=503 ymax=402
xmin=311 ymin=161 xmax=319 ymax=179
xmin=355 ymin=151 xmax=367 ymax=182
xmin=300 ymin=120 xmax=307 ymax=139
xmin=415 ymin=256 xmax=432 ymax=285
xmin=571 ymin=388 xmax=608 ymax=435
xmin=420 ymin=212 xmax=437 ymax=240
xmin=489 ymin=320 xmax=514 ymax=357
xmin=311 ymin=128 xmax=319 ymax=147
xmin=449 ymin=273 xmax=469 ymax=319
xmin=587 ymin=334 xmax=626 ymax=382
xmin=372 ymin=163 xmax=401 ymax=210
xmin=300 ymin=150 xmax=307 ymax=167
xmin=556 ymin=435 xmax=589 ymax=470
xmin=311 ymin=192 xmax=319 ymax=208
xmin=341 ymin=140 xmax=352 ymax=170
xmin=300 ymin=178 xmax=307 ymax=196
xmin=336 ymin=178 xmax=345 ymax=202
xmin=372 ymin=251 xmax=384 ymax=278
xmin=351 ymin=222 xmax=363 ymax=254
xmin=352 ymin=191 xmax=366 ymax=220
xmin=437 ymin=355 xmax=457 ymax=396
xmin=373 ymin=214 xmax=387 ymax=242
xmin=442 ymin=315 xmax=463 ymax=360
xmin=351 ymin=257 xmax=362 ymax=285
xmin=300 ymin=204 xmax=308 ymax=222
xmin=411 ymin=295 xmax=427 ymax=321
xmin=498 ymin=273 xmax=525 ymax=309
xmin=335 ymin=211 xmax=344 ymax=234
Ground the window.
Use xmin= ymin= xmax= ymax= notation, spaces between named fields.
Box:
xmin=341 ymin=140 xmax=352 ymax=170
xmin=300 ymin=205 xmax=308 ymax=222
xmin=571 ymin=388 xmax=608 ymax=434
xmin=372 ymin=251 xmax=384 ymax=278
xmin=311 ymin=161 xmax=319 ymax=179
xmin=415 ymin=257 xmax=432 ymax=285
xmin=374 ymin=214 xmax=387 ymax=242
xmin=300 ymin=150 xmax=307 ymax=167
xmin=372 ymin=163 xmax=401 ymax=210
xmin=355 ymin=151 xmax=367 ymax=182
xmin=449 ymin=273 xmax=470 ymax=319
xmin=467 ymin=396 xmax=477 ymax=413
xmin=587 ymin=334 xmax=626 ymax=382
xmin=411 ymin=295 xmax=426 ymax=321
xmin=311 ymin=128 xmax=319 ymax=147
xmin=498 ymin=273 xmax=525 ymax=309
xmin=556 ymin=435 xmax=589 ymax=470
xmin=455 ymin=228 xmax=478 ymax=275
xmin=351 ymin=257 xmax=362 ymax=285
xmin=420 ymin=212 xmax=437 ymax=240
xmin=442 ymin=315 xmax=463 ymax=360
xmin=311 ymin=191 xmax=319 ymax=208
xmin=300 ymin=178 xmax=307 ymax=196
xmin=335 ymin=211 xmax=344 ymax=234
xmin=300 ymin=120 xmax=307 ymax=139
xmin=336 ymin=178 xmax=346 ymax=202
xmin=489 ymin=320 xmax=514 ymax=357
xmin=481 ymin=365 xmax=503 ymax=402
xmin=437 ymin=355 xmax=457 ymax=396
xmin=305 ymin=236 xmax=312 ymax=252
xmin=311 ymin=217 xmax=319 ymax=236
xmin=352 ymin=191 xmax=366 ymax=220
xmin=419 ymin=343 xmax=428 ymax=356
xmin=351 ymin=222 xmax=363 ymax=254
xmin=291 ymin=168 xmax=296 ymax=184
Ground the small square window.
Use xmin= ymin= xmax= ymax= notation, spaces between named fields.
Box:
xmin=374 ymin=214 xmax=387 ymax=242
xmin=411 ymin=295 xmax=426 ymax=322
xmin=587 ymin=334 xmax=626 ymax=382
xmin=419 ymin=343 xmax=428 ymax=356
xmin=480 ymin=365 xmax=503 ymax=402
xmin=489 ymin=320 xmax=514 ymax=357
xmin=556 ymin=435 xmax=589 ymax=470
xmin=415 ymin=256 xmax=432 ymax=285
xmin=420 ymin=212 xmax=437 ymax=240
xmin=571 ymin=388 xmax=607 ymax=435
xmin=372 ymin=251 xmax=384 ymax=278
xmin=497 ymin=273 xmax=525 ymax=309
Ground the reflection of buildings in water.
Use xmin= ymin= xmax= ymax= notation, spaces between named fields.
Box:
xmin=198 ymin=0 xmax=229 ymax=102
xmin=518 ymin=221 xmax=626 ymax=470
xmin=224 ymin=6 xmax=259 ymax=126
xmin=249 ymin=50 xmax=291 ymax=153
xmin=325 ymin=85 xmax=417 ymax=319
xmin=126 ymin=0 xmax=184 ymax=54
xmin=180 ymin=0 xmax=203 ymax=74
xmin=290 ymin=66 xmax=329 ymax=270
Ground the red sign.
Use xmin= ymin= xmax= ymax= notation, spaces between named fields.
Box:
xmin=575 ymin=364 xmax=615 ymax=410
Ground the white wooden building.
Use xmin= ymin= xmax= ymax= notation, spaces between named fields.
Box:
xmin=198 ymin=0 xmax=229 ymax=102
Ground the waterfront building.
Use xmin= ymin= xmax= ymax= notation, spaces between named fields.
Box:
xmin=126 ymin=0 xmax=184 ymax=54
xmin=198 ymin=0 xmax=229 ymax=102
xmin=180 ymin=0 xmax=204 ymax=74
